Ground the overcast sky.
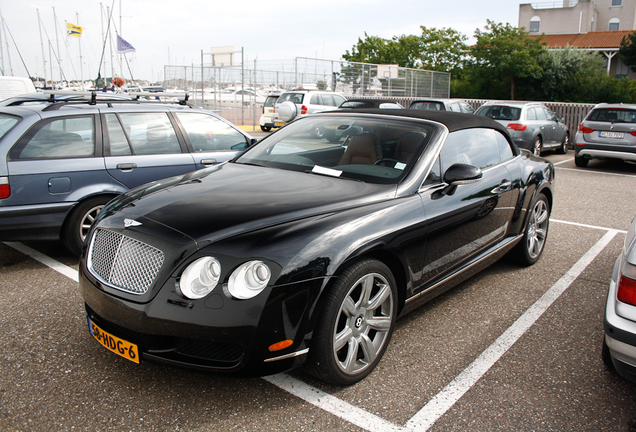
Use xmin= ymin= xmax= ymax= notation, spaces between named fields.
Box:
xmin=0 ymin=0 xmax=529 ymax=83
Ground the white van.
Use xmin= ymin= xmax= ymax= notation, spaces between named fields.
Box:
xmin=0 ymin=77 xmax=37 ymax=101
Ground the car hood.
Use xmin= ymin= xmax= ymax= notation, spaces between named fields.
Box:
xmin=106 ymin=162 xmax=397 ymax=247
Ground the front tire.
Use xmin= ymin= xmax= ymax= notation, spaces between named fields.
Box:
xmin=305 ymin=259 xmax=397 ymax=385
xmin=62 ymin=196 xmax=113 ymax=256
xmin=510 ymin=193 xmax=550 ymax=266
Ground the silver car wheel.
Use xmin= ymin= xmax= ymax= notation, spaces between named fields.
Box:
xmin=79 ymin=204 xmax=105 ymax=242
xmin=332 ymin=272 xmax=394 ymax=375
xmin=526 ymin=198 xmax=549 ymax=259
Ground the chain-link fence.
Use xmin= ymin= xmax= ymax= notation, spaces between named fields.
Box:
xmin=163 ymin=57 xmax=450 ymax=126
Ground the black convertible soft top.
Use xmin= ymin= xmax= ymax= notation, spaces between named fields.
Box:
xmin=322 ymin=108 xmax=509 ymax=135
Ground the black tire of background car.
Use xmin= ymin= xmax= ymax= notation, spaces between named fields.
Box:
xmin=533 ymin=136 xmax=543 ymax=156
xmin=260 ymin=126 xmax=271 ymax=132
xmin=62 ymin=195 xmax=114 ymax=256
xmin=509 ymin=193 xmax=550 ymax=266
xmin=558 ymin=133 xmax=569 ymax=155
xmin=575 ymin=155 xmax=589 ymax=167
xmin=304 ymin=259 xmax=398 ymax=386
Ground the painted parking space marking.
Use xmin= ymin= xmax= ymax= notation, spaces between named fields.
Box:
xmin=3 ymin=241 xmax=79 ymax=282
xmin=2 ymin=221 xmax=621 ymax=431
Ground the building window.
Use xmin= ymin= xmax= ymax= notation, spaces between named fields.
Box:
xmin=611 ymin=0 xmax=622 ymax=6
xmin=529 ymin=16 xmax=541 ymax=33
xmin=609 ymin=18 xmax=620 ymax=31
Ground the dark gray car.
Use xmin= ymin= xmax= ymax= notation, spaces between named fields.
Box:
xmin=0 ymin=92 xmax=255 ymax=254
xmin=574 ymin=103 xmax=636 ymax=167
xmin=475 ymin=102 xmax=569 ymax=155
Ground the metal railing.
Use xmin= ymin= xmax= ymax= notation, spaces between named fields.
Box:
xmin=530 ymin=0 xmax=579 ymax=9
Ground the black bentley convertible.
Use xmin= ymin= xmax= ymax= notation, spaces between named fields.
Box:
xmin=79 ymin=109 xmax=554 ymax=385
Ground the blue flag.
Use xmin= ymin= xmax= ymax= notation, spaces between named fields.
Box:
xmin=117 ymin=35 xmax=136 ymax=54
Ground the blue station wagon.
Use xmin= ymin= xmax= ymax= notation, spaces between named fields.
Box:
xmin=0 ymin=92 xmax=255 ymax=254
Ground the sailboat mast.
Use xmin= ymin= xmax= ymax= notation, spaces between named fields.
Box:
xmin=37 ymin=9 xmax=47 ymax=87
xmin=53 ymin=7 xmax=62 ymax=84
xmin=77 ymin=12 xmax=83 ymax=88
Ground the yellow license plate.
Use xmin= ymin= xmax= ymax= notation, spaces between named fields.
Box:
xmin=88 ymin=317 xmax=140 ymax=364
xmin=275 ymin=121 xmax=285 ymax=127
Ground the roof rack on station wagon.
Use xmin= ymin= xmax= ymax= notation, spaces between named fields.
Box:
xmin=41 ymin=89 xmax=190 ymax=106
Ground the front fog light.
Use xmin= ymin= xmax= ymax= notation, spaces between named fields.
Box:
xmin=179 ymin=257 xmax=221 ymax=299
xmin=228 ymin=260 xmax=271 ymax=299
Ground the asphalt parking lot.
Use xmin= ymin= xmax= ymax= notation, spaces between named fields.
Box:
xmin=1 ymin=149 xmax=636 ymax=432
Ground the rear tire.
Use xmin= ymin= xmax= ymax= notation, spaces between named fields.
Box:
xmin=602 ymin=337 xmax=614 ymax=370
xmin=510 ymin=193 xmax=550 ymax=266
xmin=62 ymin=196 xmax=113 ymax=256
xmin=305 ymin=259 xmax=397 ymax=385
xmin=260 ymin=126 xmax=271 ymax=132
xmin=532 ymin=136 xmax=542 ymax=156
xmin=575 ymin=154 xmax=589 ymax=167
xmin=558 ymin=133 xmax=569 ymax=154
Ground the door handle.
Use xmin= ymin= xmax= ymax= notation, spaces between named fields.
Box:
xmin=492 ymin=180 xmax=512 ymax=194
xmin=116 ymin=163 xmax=137 ymax=171
xmin=200 ymin=159 xmax=217 ymax=165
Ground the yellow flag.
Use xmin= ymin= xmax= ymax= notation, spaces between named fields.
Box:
xmin=67 ymin=23 xmax=83 ymax=37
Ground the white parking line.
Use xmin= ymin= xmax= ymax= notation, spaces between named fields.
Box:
xmin=556 ymin=165 xmax=636 ymax=178
xmin=3 ymin=241 xmax=79 ymax=282
xmin=1 ymin=226 xmax=621 ymax=432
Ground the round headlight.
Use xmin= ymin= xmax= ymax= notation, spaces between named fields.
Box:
xmin=228 ymin=260 xmax=271 ymax=300
xmin=179 ymin=257 xmax=221 ymax=299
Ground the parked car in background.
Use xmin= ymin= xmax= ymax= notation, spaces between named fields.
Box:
xmin=339 ymin=99 xmax=404 ymax=109
xmin=78 ymin=109 xmax=554 ymax=386
xmin=603 ymin=215 xmax=636 ymax=383
xmin=273 ymin=90 xmax=346 ymax=137
xmin=409 ymin=98 xmax=474 ymax=114
xmin=0 ymin=91 xmax=255 ymax=255
xmin=259 ymin=94 xmax=280 ymax=132
xmin=475 ymin=102 xmax=569 ymax=155
xmin=574 ymin=103 xmax=636 ymax=167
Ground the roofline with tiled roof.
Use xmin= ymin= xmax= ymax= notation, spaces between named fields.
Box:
xmin=529 ymin=30 xmax=636 ymax=49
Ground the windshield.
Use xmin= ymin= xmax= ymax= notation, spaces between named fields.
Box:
xmin=235 ymin=115 xmax=433 ymax=184
xmin=588 ymin=108 xmax=636 ymax=123
xmin=475 ymin=105 xmax=521 ymax=121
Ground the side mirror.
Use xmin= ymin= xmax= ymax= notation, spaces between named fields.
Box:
xmin=441 ymin=163 xmax=482 ymax=196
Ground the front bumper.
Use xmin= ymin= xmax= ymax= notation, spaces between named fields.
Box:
xmin=79 ymin=264 xmax=327 ymax=375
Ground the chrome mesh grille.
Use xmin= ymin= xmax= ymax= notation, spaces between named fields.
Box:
xmin=89 ymin=229 xmax=164 ymax=295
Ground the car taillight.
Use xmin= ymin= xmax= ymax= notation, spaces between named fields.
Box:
xmin=578 ymin=123 xmax=594 ymax=134
xmin=507 ymin=123 xmax=527 ymax=131
xmin=617 ymin=274 xmax=636 ymax=306
xmin=301 ymin=105 xmax=308 ymax=115
xmin=0 ymin=177 xmax=9 ymax=199
xmin=630 ymin=131 xmax=636 ymax=137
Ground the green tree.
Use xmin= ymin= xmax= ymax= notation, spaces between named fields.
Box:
xmin=618 ymin=32 xmax=636 ymax=72
xmin=418 ymin=26 xmax=468 ymax=73
xmin=471 ymin=20 xmax=545 ymax=99
xmin=342 ymin=32 xmax=421 ymax=68
xmin=538 ymin=47 xmax=605 ymax=101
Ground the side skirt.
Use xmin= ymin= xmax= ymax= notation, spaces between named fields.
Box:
xmin=400 ymin=234 xmax=523 ymax=316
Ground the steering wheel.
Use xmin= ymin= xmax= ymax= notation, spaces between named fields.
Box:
xmin=374 ymin=158 xmax=400 ymax=167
